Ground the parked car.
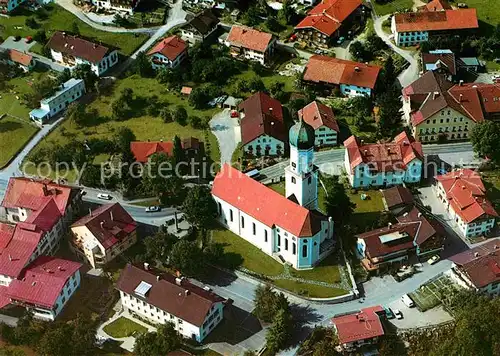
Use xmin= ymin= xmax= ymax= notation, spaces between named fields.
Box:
xmin=384 ymin=307 xmax=395 ymax=319
xmin=145 ymin=206 xmax=161 ymax=213
xmin=97 ymin=193 xmax=112 ymax=200
xmin=230 ymin=110 xmax=239 ymax=118
xmin=427 ymin=255 xmax=441 ymax=265
xmin=337 ymin=36 xmax=345 ymax=45
xmin=457 ymin=3 xmax=468 ymax=8
xmin=401 ymin=294 xmax=415 ymax=308
xmin=26 ymin=36 xmax=33 ymax=43
xmin=394 ymin=309 xmax=403 ymax=319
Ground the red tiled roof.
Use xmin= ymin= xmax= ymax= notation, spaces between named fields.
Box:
xmin=382 ymin=186 xmax=414 ymax=209
xmin=212 ymin=164 xmax=325 ymax=237
xmin=421 ymin=52 xmax=457 ymax=75
xmin=344 ymin=131 xmax=423 ymax=173
xmin=295 ymin=0 xmax=362 ymax=36
xmin=436 ymin=169 xmax=498 ymax=223
xmin=7 ymin=256 xmax=81 ymax=309
xmin=227 ymin=25 xmax=274 ymax=53
xmin=239 ymin=92 xmax=286 ymax=145
xmin=0 ymin=223 xmax=15 ymax=251
xmin=449 ymin=83 xmax=500 ymax=120
xmin=304 ymin=56 xmax=381 ymax=89
xmin=298 ymin=101 xmax=339 ymax=132
xmin=332 ymin=306 xmax=385 ymax=344
xmin=450 ymin=238 xmax=500 ymax=265
xmin=394 ymin=9 xmax=478 ymax=33
xmin=130 ymin=137 xmax=202 ymax=163
xmin=8 ymin=49 xmax=33 ymax=67
xmin=0 ymin=286 xmax=10 ymax=309
xmin=71 ymin=203 xmax=137 ymax=250
xmin=1 ymin=177 xmax=76 ymax=215
xmin=116 ymin=264 xmax=226 ymax=327
xmin=421 ymin=0 xmax=452 ymax=11
xmin=147 ymin=36 xmax=187 ymax=61
xmin=47 ymin=31 xmax=112 ymax=64
xmin=24 ymin=199 xmax=62 ymax=233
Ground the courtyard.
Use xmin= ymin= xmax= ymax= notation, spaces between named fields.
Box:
xmin=409 ymin=274 xmax=463 ymax=312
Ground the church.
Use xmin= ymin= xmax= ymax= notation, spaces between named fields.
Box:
xmin=211 ymin=119 xmax=335 ymax=270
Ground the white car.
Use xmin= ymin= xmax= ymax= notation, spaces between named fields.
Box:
xmin=427 ymin=255 xmax=441 ymax=265
xmin=145 ymin=206 xmax=161 ymax=213
xmin=97 ymin=193 xmax=112 ymax=200
xmin=394 ymin=309 xmax=403 ymax=319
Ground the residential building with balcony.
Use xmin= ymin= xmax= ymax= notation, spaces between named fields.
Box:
xmin=147 ymin=36 xmax=187 ymax=70
xmin=116 ymin=263 xmax=228 ymax=342
xmin=225 ymin=25 xmax=276 ymax=65
xmin=180 ymin=9 xmax=219 ymax=44
xmin=297 ymin=101 xmax=339 ymax=147
xmin=70 ymin=203 xmax=137 ymax=268
xmin=344 ymin=132 xmax=423 ymax=189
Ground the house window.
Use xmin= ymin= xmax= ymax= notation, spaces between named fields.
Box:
xmin=291 ymin=177 xmax=296 ymax=183
xmin=218 ymin=202 xmax=222 ymax=215
xmin=241 ymin=216 xmax=245 ymax=228
xmin=230 ymin=209 xmax=233 ymax=222
xmin=308 ymin=176 xmax=312 ymax=184
xmin=292 ymin=162 xmax=296 ymax=168
xmin=285 ymin=238 xmax=288 ymax=251
xmin=264 ymin=230 xmax=268 ymax=242
xmin=252 ymin=223 xmax=256 ymax=235
xmin=292 ymin=243 xmax=296 ymax=255
xmin=277 ymin=234 xmax=281 ymax=246
xmin=302 ymin=244 xmax=307 ymax=258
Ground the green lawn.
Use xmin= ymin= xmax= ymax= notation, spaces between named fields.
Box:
xmin=211 ymin=227 xmax=284 ymax=277
xmin=461 ymin=0 xmax=500 ymax=33
xmin=289 ymin=254 xmax=342 ymax=285
xmin=226 ymin=68 xmax=295 ymax=97
xmin=0 ymin=117 xmax=38 ymax=168
xmin=371 ymin=0 xmax=414 ymax=16
xmin=481 ymin=171 xmax=500 ymax=210
xmin=103 ymin=317 xmax=148 ymax=338
xmin=0 ymin=4 xmax=148 ymax=56
xmin=349 ymin=189 xmax=385 ymax=230
xmin=273 ymin=279 xmax=347 ymax=298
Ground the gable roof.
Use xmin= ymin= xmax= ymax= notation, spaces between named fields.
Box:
xmin=295 ymin=0 xmax=362 ymax=36
xmin=304 ymin=55 xmax=381 ymax=89
xmin=382 ymin=186 xmax=414 ymax=210
xmin=130 ymin=137 xmax=202 ymax=163
xmin=297 ymin=101 xmax=339 ymax=132
xmin=184 ymin=9 xmax=219 ymax=36
xmin=421 ymin=0 xmax=452 ymax=11
xmin=226 ymin=25 xmax=274 ymax=53
xmin=436 ymin=169 xmax=498 ymax=223
xmin=116 ymin=264 xmax=226 ymax=327
xmin=8 ymin=49 xmax=33 ymax=67
xmin=332 ymin=306 xmax=385 ymax=344
xmin=47 ymin=31 xmax=112 ymax=64
xmin=7 ymin=256 xmax=81 ymax=309
xmin=212 ymin=164 xmax=326 ymax=237
xmin=344 ymin=131 xmax=423 ymax=173
xmin=421 ymin=52 xmax=457 ymax=75
xmin=71 ymin=203 xmax=137 ymax=250
xmin=394 ymin=9 xmax=478 ymax=33
xmin=239 ymin=92 xmax=286 ymax=144
xmin=147 ymin=36 xmax=187 ymax=61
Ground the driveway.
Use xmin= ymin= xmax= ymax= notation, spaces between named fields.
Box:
xmin=386 ymin=301 xmax=453 ymax=329
xmin=210 ymin=109 xmax=241 ymax=165
xmin=0 ymin=36 xmax=36 ymax=52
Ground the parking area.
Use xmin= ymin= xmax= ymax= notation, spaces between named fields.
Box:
xmin=210 ymin=109 xmax=241 ymax=165
xmin=409 ymin=274 xmax=461 ymax=311
xmin=386 ymin=299 xmax=453 ymax=329
xmin=0 ymin=36 xmax=37 ymax=53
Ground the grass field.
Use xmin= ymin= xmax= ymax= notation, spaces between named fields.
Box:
xmin=409 ymin=275 xmax=461 ymax=312
xmin=0 ymin=4 xmax=148 ymax=56
xmin=273 ymin=279 xmax=347 ymax=298
xmin=371 ymin=0 xmax=414 ymax=16
xmin=289 ymin=254 xmax=342 ymax=285
xmin=482 ymin=171 xmax=500 ymax=210
xmin=103 ymin=317 xmax=148 ymax=338
xmin=0 ymin=117 xmax=38 ymax=168
xmin=349 ymin=189 xmax=385 ymax=230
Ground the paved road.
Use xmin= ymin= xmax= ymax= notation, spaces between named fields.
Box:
xmin=210 ymin=109 xmax=242 ymax=165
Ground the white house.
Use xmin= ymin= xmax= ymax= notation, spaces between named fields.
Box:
xmin=435 ymin=169 xmax=498 ymax=238
xmin=225 ymin=25 xmax=276 ymax=65
xmin=29 ymin=78 xmax=85 ymax=125
xmin=47 ymin=31 xmax=119 ymax=76
xmin=344 ymin=131 xmax=424 ymax=189
xmin=116 ymin=263 xmax=227 ymax=342
xmin=180 ymin=9 xmax=219 ymax=44
xmin=91 ymin=0 xmax=141 ymax=15
xmin=212 ymin=120 xmax=335 ymax=270
xmin=147 ymin=36 xmax=188 ymax=70
xmin=298 ymin=101 xmax=339 ymax=147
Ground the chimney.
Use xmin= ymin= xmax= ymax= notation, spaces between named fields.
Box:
xmin=58 ymin=266 xmax=62 ymax=271
xmin=474 ymin=252 xmax=479 ymax=257
xmin=388 ymin=222 xmax=392 ymax=229
xmin=459 ymin=94 xmax=463 ymax=102
xmin=418 ymin=212 xmax=422 ymax=218
xmin=100 ymin=221 xmax=104 ymax=229
xmin=364 ymin=149 xmax=368 ymax=155
xmin=175 ymin=277 xmax=182 ymax=286
xmin=459 ymin=80 xmax=464 ymax=86
xmin=387 ymin=147 xmax=391 ymax=154
xmin=433 ymin=91 xmax=439 ymax=100
xmin=42 ymin=184 xmax=49 ymax=196
xmin=144 ymin=262 xmax=150 ymax=270
xmin=184 ymin=290 xmax=190 ymax=296
xmin=110 ymin=211 xmax=114 ymax=221
xmin=8 ymin=254 xmax=12 ymax=262
xmin=89 ymin=208 xmax=92 ymax=217
xmin=354 ymin=66 xmax=360 ymax=72
xmin=361 ymin=139 xmax=365 ymax=145
xmin=156 ymin=275 xmax=160 ymax=282
xmin=494 ymin=245 xmax=498 ymax=250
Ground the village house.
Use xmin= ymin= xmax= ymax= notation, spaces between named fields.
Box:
xmin=46 ymin=31 xmax=119 ymax=76
xmin=147 ymin=36 xmax=188 ymax=70
xmin=180 ymin=9 xmax=219 ymax=44
xmin=0 ymin=0 xmax=24 ymax=13
xmin=239 ymin=92 xmax=286 ymax=157
xmin=435 ymin=169 xmax=498 ymax=238
xmin=391 ymin=0 xmax=478 ymax=47
xmin=212 ymin=120 xmax=335 ymax=270
xmin=116 ymin=263 xmax=228 ymax=342
xmin=0 ymin=49 xmax=35 ymax=72
xmin=130 ymin=137 xmax=204 ymax=164
xmin=402 ymin=72 xmax=500 ymax=142
xmin=356 ymin=207 xmax=446 ymax=272
xmin=303 ymin=56 xmax=381 ymax=97
xmin=90 ymin=0 xmax=141 ymax=15
xmin=381 ymin=185 xmax=414 ymax=215
xmin=297 ymin=101 xmax=339 ymax=147
xmin=331 ymin=306 xmax=386 ymax=351
xmin=29 ymin=78 xmax=86 ymax=125
xmin=344 ymin=131 xmax=423 ymax=189
xmin=421 ymin=49 xmax=459 ymax=81
xmin=70 ymin=203 xmax=137 ymax=269
xmin=294 ymin=0 xmax=364 ymax=48
xmin=225 ymin=25 xmax=276 ymax=65
xmin=449 ymin=239 xmax=500 ymax=297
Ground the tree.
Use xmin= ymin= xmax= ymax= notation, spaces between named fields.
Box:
xmin=381 ymin=55 xmax=396 ymax=90
xmin=470 ymin=121 xmax=500 ymax=164
xmin=73 ymin=63 xmax=98 ymax=91
xmin=172 ymin=135 xmax=186 ymax=168
xmin=349 ymin=41 xmax=366 ymax=61
xmin=134 ymin=323 xmax=181 ymax=356
xmin=181 ymin=185 xmax=218 ymax=231
xmin=298 ymin=326 xmax=340 ymax=356
xmin=243 ymin=4 xmax=260 ymax=26
xmin=266 ymin=308 xmax=293 ymax=354
xmin=144 ymin=230 xmax=178 ymax=264
xmin=66 ymin=102 xmax=86 ymax=127
xmin=113 ymin=127 xmax=136 ymax=154
xmin=278 ymin=0 xmax=295 ymax=25
xmin=71 ymin=21 xmax=80 ymax=35
xmin=248 ymin=76 xmax=265 ymax=93
xmin=189 ymin=87 xmax=209 ymax=109
xmin=169 ymin=240 xmax=204 ymax=276
xmin=254 ymin=284 xmax=290 ymax=323
xmin=171 ymin=106 xmax=188 ymax=126
xmin=376 ymin=88 xmax=402 ymax=138
xmin=57 ymin=68 xmax=71 ymax=85
xmin=160 ymin=107 xmax=172 ymax=122
xmin=265 ymin=14 xmax=281 ymax=32
xmin=25 ymin=17 xmax=38 ymax=29
xmin=324 ymin=175 xmax=355 ymax=226
xmin=188 ymin=115 xmax=203 ymax=129
xmin=33 ymin=29 xmax=47 ymax=44
xmin=24 ymin=77 xmax=57 ymax=107
xmin=134 ymin=51 xmax=154 ymax=78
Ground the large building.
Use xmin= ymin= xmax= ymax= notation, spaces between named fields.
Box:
xmin=303 ymin=56 xmax=381 ymax=97
xmin=47 ymin=32 xmax=119 ymax=76
xmin=180 ymin=9 xmax=219 ymax=44
xmin=116 ymin=263 xmax=228 ymax=342
xmin=435 ymin=169 xmax=498 ymax=239
xmin=294 ymin=0 xmax=363 ymax=48
xmin=239 ymin=92 xmax=286 ymax=157
xmin=90 ymin=0 xmax=141 ymax=15
xmin=212 ymin=120 xmax=335 ymax=270
xmin=344 ymin=132 xmax=423 ymax=189
xmin=70 ymin=203 xmax=137 ymax=268
xmin=449 ymin=239 xmax=500 ymax=296
xmin=391 ymin=0 xmax=478 ymax=47
xmin=29 ymin=78 xmax=86 ymax=125
xmin=331 ymin=306 xmax=385 ymax=351
xmin=147 ymin=36 xmax=188 ymax=70
xmin=225 ymin=25 xmax=276 ymax=65
xmin=297 ymin=101 xmax=339 ymax=147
